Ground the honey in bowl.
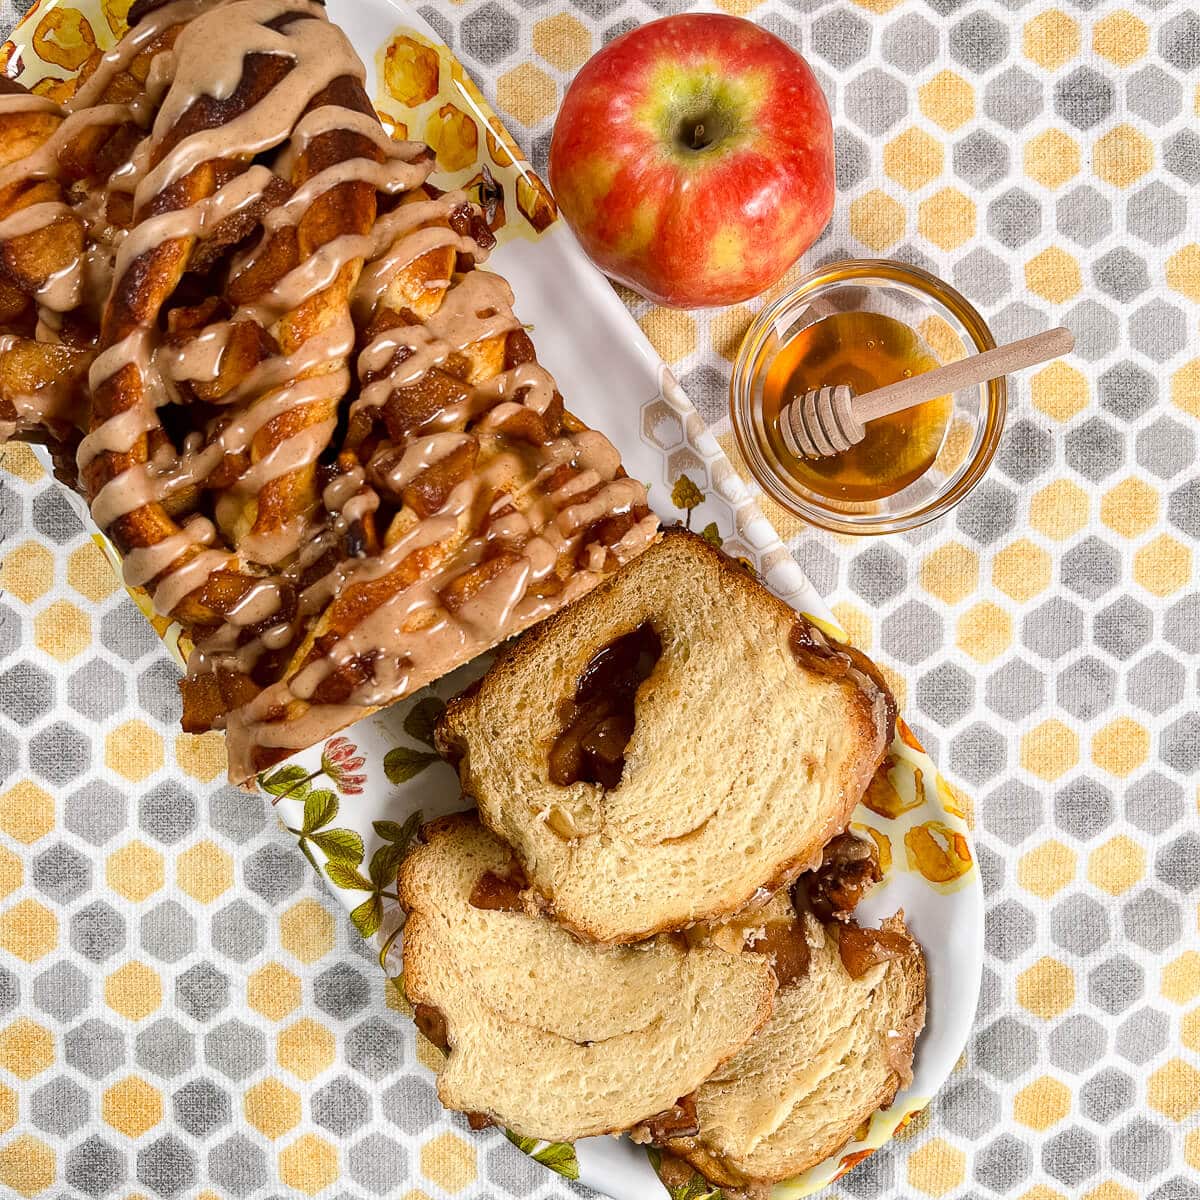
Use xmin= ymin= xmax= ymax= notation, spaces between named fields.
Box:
xmin=761 ymin=311 xmax=952 ymax=502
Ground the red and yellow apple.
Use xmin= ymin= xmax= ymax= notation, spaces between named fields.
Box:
xmin=548 ymin=13 xmax=835 ymax=309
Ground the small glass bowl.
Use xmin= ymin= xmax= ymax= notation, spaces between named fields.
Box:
xmin=730 ymin=259 xmax=1006 ymax=536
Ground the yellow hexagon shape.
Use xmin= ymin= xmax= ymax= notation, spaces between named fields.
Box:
xmin=279 ymin=1133 xmax=338 ymax=1196
xmin=1166 ymin=244 xmax=1200 ymax=303
xmin=0 ymin=444 xmax=45 ymax=482
xmin=1017 ymin=840 xmax=1076 ymax=899
xmin=1024 ymin=129 xmax=1080 ymax=190
xmin=1083 ymin=1186 xmax=1136 ymax=1200
xmin=0 ymin=781 xmax=54 ymax=845
xmin=918 ymin=188 xmax=975 ymax=251
xmin=106 ymin=841 xmax=164 ymax=904
xmin=280 ymin=899 xmax=334 ymax=965
xmin=1186 ymin=1128 xmax=1200 ymax=1172
xmin=1092 ymin=718 xmax=1150 ymax=779
xmin=920 ymin=543 xmax=978 ymax=605
xmin=1026 ymin=248 xmax=1082 ymax=304
xmin=105 ymin=962 xmax=161 ymax=1022
xmin=176 ymin=840 xmax=232 ymax=905
xmin=33 ymin=600 xmax=90 ymax=663
xmin=906 ymin=1137 xmax=965 ymax=1197
xmin=1021 ymin=721 xmax=1079 ymax=782
xmin=67 ymin=540 xmax=119 ymax=603
xmin=956 ymin=602 xmax=1012 ymax=664
xmin=1148 ymin=1059 xmax=1200 ymax=1121
xmin=1087 ymin=835 xmax=1145 ymax=896
xmin=423 ymin=103 xmax=478 ymax=174
xmin=420 ymin=1132 xmax=477 ymax=1194
xmin=278 ymin=1019 xmax=334 ymax=1082
xmin=1023 ymin=11 xmax=1079 ymax=69
xmin=102 ymin=1076 xmax=163 ymax=1138
xmin=1031 ymin=360 xmax=1088 ymax=422
xmin=245 ymin=1078 xmax=301 ymax=1139
xmin=174 ymin=732 xmax=227 ymax=783
xmin=1100 ymin=477 xmax=1159 ymax=538
xmin=637 ymin=308 xmax=696 ymax=364
xmin=1134 ymin=534 xmax=1191 ymax=597
xmin=849 ymin=190 xmax=905 ymax=252
xmin=1094 ymin=124 xmax=1153 ymax=188
xmin=0 ymin=542 xmax=54 ymax=604
xmin=1018 ymin=958 xmax=1076 ymax=1020
xmin=1093 ymin=10 xmax=1148 ymax=67
xmin=1030 ymin=480 xmax=1089 ymax=540
xmin=1183 ymin=1009 xmax=1200 ymax=1053
xmin=497 ymin=63 xmax=557 ymax=128
xmin=0 ymin=846 xmax=19 ymax=901
xmin=1014 ymin=1076 xmax=1071 ymax=1130
xmin=919 ymin=71 xmax=974 ymax=132
xmin=0 ymin=1082 xmax=15 ymax=1132
xmin=993 ymin=539 xmax=1052 ymax=603
xmin=1162 ymin=952 xmax=1200 ymax=1004
xmin=382 ymin=34 xmax=439 ymax=107
xmin=0 ymin=899 xmax=57 ymax=964
xmin=248 ymin=964 xmax=301 ymax=1023
xmin=105 ymin=720 xmax=164 ymax=784
xmin=532 ymin=13 xmax=591 ymax=70
xmin=0 ymin=1133 xmax=56 ymax=1198
xmin=884 ymin=128 xmax=944 ymax=191
xmin=1171 ymin=358 xmax=1200 ymax=419
xmin=0 ymin=1018 xmax=54 ymax=1079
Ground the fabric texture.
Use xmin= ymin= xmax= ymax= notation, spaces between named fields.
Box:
xmin=0 ymin=1 xmax=1197 ymax=1198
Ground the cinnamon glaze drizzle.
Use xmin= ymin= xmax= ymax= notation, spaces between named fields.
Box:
xmin=0 ymin=0 xmax=657 ymax=780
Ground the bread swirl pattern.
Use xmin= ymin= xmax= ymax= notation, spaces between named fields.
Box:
xmin=0 ymin=0 xmax=657 ymax=780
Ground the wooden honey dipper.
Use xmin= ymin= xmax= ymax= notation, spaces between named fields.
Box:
xmin=779 ymin=326 xmax=1075 ymax=460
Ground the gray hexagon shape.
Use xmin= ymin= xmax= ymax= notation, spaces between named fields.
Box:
xmin=32 ymin=961 xmax=89 ymax=1022
xmin=1087 ymin=955 xmax=1144 ymax=1016
xmin=1042 ymin=1126 xmax=1100 ymax=1187
xmin=1137 ymin=415 xmax=1195 ymax=479
xmin=882 ymin=13 xmax=938 ymax=73
xmin=66 ymin=658 xmax=126 ymax=723
xmin=1167 ymin=477 xmax=1200 ymax=540
xmin=938 ymin=1076 xmax=1001 ymax=1141
xmin=1164 ymin=128 xmax=1200 ymax=185
xmin=1094 ymin=596 xmax=1153 ymax=661
xmin=137 ymin=780 xmax=197 ymax=846
xmin=487 ymin=1138 xmax=546 ymax=1199
xmin=949 ymin=10 xmax=1007 ymax=73
xmin=880 ymin=601 xmax=942 ymax=666
xmin=314 ymin=963 xmax=371 ymax=1020
xmin=1126 ymin=650 xmax=1186 ymax=716
xmin=29 ymin=720 xmax=91 ymax=786
xmin=985 ymin=898 xmax=1036 ymax=962
xmin=0 ymin=603 xmax=20 ymax=661
xmin=0 ymin=966 xmax=16 ymax=1015
xmin=1023 ymin=596 xmax=1084 ymax=661
xmin=1110 ymin=1117 xmax=1173 ymax=1183
xmin=0 ymin=661 xmax=55 ymax=725
xmin=1057 ymin=656 xmax=1117 ymax=722
xmin=1062 ymin=538 xmax=1120 ymax=601
xmin=1094 ymin=247 xmax=1150 ymax=304
xmin=948 ymin=722 xmax=1006 ymax=787
xmin=211 ymin=899 xmax=267 ymax=964
xmin=31 ymin=487 xmax=84 ymax=543
xmin=983 ymin=66 xmax=1041 ymax=130
xmin=1127 ymin=64 xmax=1182 ymax=127
xmin=1064 ymin=299 xmax=1119 ymax=362
xmin=1081 ymin=1066 xmax=1135 ymax=1124
xmin=347 ymin=1016 xmax=407 ymax=1080
xmin=64 ymin=1018 xmax=126 ymax=1079
xmin=203 ymin=1021 xmax=265 ymax=1082
xmin=141 ymin=900 xmax=197 ymax=965
xmin=0 ymin=728 xmax=15 ymax=787
xmin=957 ymin=479 xmax=1017 ymax=545
xmin=1162 ymin=712 xmax=1200 ymax=775
xmin=382 ymin=1074 xmax=443 ymax=1134
xmin=31 ymin=841 xmax=92 ymax=903
xmin=834 ymin=128 xmax=869 ymax=192
xmin=243 ymin=843 xmax=307 ymax=904
xmin=1052 ymin=893 xmax=1111 ymax=957
xmin=1122 ymin=889 xmax=1182 ymax=953
xmin=1099 ymin=360 xmax=1157 ymax=423
xmin=996 ymin=418 xmax=1052 ymax=484
xmin=978 ymin=964 xmax=1001 ymax=1019
xmin=100 ymin=600 xmax=162 ymax=663
xmin=677 ymin=366 xmax=726 ymax=428
xmin=981 ymin=780 xmax=1042 ymax=846
xmin=65 ymin=1136 xmax=126 ymax=1198
xmin=31 ymin=1075 xmax=90 ymax=1137
xmin=178 ymin=962 xmax=231 ymax=1022
xmin=70 ymin=900 xmax=127 ymax=962
xmin=1156 ymin=832 xmax=1200 ymax=894
xmin=953 ymin=129 xmax=1009 ymax=189
xmin=844 ymin=68 xmax=906 ymax=137
xmin=1159 ymin=10 xmax=1200 ymax=71
xmin=848 ymin=544 xmax=905 ymax=606
xmin=1164 ymin=594 xmax=1200 ymax=656
xmin=1116 ymin=1007 xmax=1170 ymax=1067
xmin=347 ymin=1132 xmax=410 ymax=1195
xmin=984 ymin=659 xmax=1044 ymax=722
xmin=207 ymin=1134 xmax=268 ymax=1199
xmin=459 ymin=2 xmax=517 ymax=66
xmin=916 ymin=661 xmax=974 ymax=727
xmin=173 ymin=1078 xmax=232 ymax=1140
xmin=137 ymin=659 xmax=183 ymax=726
xmin=1054 ymin=776 xmax=1114 ymax=841
xmin=1127 ymin=771 xmax=1186 ymax=835
xmin=1057 ymin=185 xmax=1112 ymax=249
xmin=1130 ymin=298 xmax=1187 ymax=362
xmin=974 ymin=1015 xmax=1038 ymax=1081
xmin=313 ymin=1077 xmax=372 ymax=1136
xmin=991 ymin=301 xmax=1046 ymax=346
xmin=811 ymin=8 xmax=870 ymax=69
xmin=65 ymin=780 xmax=126 ymax=846
xmin=975 ymin=1134 xmax=1031 ymax=1193
xmin=135 ymin=1018 xmax=195 ymax=1077
xmin=209 ymin=788 xmax=267 ymax=845
xmin=987 ymin=188 xmax=1041 ymax=249
xmin=1048 ymin=1014 xmax=1106 ymax=1075
xmin=1055 ymin=66 xmax=1114 ymax=129
xmin=1150 ymin=1180 xmax=1200 ymax=1200
xmin=793 ymin=539 xmax=838 ymax=598
xmin=137 ymin=1135 xmax=196 ymax=1199
xmin=1129 ymin=181 xmax=1187 ymax=245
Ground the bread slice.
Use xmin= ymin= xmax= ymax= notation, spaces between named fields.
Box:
xmin=398 ymin=812 xmax=777 ymax=1142
xmin=437 ymin=530 xmax=895 ymax=943
xmin=659 ymin=903 xmax=926 ymax=1191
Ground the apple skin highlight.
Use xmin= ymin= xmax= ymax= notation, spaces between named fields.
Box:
xmin=548 ymin=13 xmax=835 ymax=309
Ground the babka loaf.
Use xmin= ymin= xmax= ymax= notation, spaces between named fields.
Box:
xmin=398 ymin=812 xmax=777 ymax=1142
xmin=437 ymin=530 xmax=896 ymax=943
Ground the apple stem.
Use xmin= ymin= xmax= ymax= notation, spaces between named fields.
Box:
xmin=691 ymin=122 xmax=706 ymax=149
